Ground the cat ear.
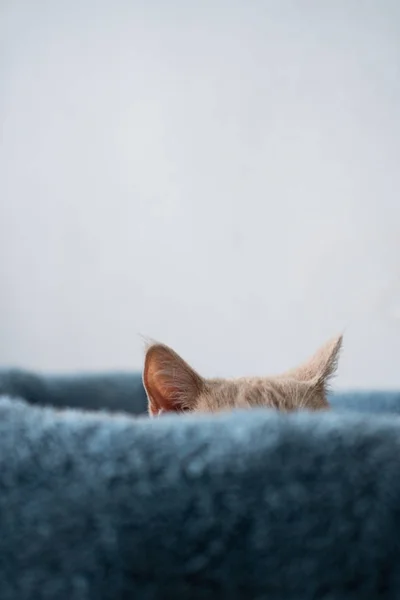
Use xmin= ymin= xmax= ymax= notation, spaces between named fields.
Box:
xmin=285 ymin=335 xmax=343 ymax=387
xmin=143 ymin=343 xmax=204 ymax=416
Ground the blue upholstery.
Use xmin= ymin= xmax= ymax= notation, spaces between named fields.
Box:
xmin=1 ymin=368 xmax=400 ymax=415
xmin=0 ymin=369 xmax=148 ymax=414
xmin=0 ymin=370 xmax=400 ymax=599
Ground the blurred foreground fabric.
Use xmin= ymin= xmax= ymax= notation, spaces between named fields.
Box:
xmin=0 ymin=371 xmax=400 ymax=598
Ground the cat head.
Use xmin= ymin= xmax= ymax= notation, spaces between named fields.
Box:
xmin=143 ymin=335 xmax=342 ymax=416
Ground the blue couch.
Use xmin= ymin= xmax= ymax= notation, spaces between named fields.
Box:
xmin=0 ymin=369 xmax=400 ymax=599
xmin=2 ymin=368 xmax=400 ymax=416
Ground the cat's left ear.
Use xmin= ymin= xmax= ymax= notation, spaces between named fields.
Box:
xmin=285 ymin=335 xmax=343 ymax=389
xmin=143 ymin=343 xmax=204 ymax=417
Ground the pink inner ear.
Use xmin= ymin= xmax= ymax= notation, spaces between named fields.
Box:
xmin=149 ymin=404 xmax=160 ymax=417
xmin=149 ymin=404 xmax=166 ymax=418
xmin=145 ymin=370 xmax=180 ymax=414
xmin=144 ymin=343 xmax=204 ymax=415
xmin=144 ymin=346 xmax=186 ymax=414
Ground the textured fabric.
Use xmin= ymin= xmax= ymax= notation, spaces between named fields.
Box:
xmin=0 ymin=369 xmax=148 ymax=414
xmin=1 ymin=368 xmax=400 ymax=415
xmin=330 ymin=390 xmax=400 ymax=414
xmin=0 ymin=396 xmax=400 ymax=599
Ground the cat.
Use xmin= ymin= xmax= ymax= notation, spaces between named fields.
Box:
xmin=143 ymin=335 xmax=342 ymax=416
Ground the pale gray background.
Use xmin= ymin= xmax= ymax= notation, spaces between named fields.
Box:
xmin=1 ymin=1 xmax=400 ymax=387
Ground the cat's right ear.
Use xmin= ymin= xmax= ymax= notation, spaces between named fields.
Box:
xmin=284 ymin=335 xmax=343 ymax=389
xmin=143 ymin=344 xmax=204 ymax=417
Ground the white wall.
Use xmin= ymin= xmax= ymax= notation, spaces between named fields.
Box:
xmin=1 ymin=1 xmax=400 ymax=388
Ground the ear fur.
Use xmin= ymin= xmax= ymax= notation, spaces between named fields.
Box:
xmin=284 ymin=335 xmax=343 ymax=388
xmin=143 ymin=343 xmax=204 ymax=416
